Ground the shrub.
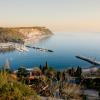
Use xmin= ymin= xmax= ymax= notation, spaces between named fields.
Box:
xmin=0 ymin=71 xmax=39 ymax=100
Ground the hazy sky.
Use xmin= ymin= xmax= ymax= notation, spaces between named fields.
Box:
xmin=0 ymin=0 xmax=100 ymax=32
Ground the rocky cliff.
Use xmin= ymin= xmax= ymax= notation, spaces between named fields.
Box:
xmin=0 ymin=27 xmax=53 ymax=43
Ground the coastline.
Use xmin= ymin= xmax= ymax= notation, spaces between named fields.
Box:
xmin=0 ymin=34 xmax=52 ymax=52
xmin=24 ymin=34 xmax=52 ymax=45
xmin=0 ymin=27 xmax=53 ymax=43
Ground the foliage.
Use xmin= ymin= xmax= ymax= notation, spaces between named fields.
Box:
xmin=56 ymin=71 xmax=61 ymax=81
xmin=31 ymin=78 xmax=47 ymax=94
xmin=45 ymin=67 xmax=56 ymax=79
xmin=82 ymin=78 xmax=100 ymax=90
xmin=75 ymin=66 xmax=82 ymax=77
xmin=42 ymin=61 xmax=49 ymax=74
xmin=17 ymin=67 xmax=29 ymax=81
xmin=0 ymin=71 xmax=39 ymax=100
xmin=60 ymin=83 xmax=82 ymax=100
xmin=67 ymin=67 xmax=75 ymax=77
xmin=67 ymin=66 xmax=82 ymax=78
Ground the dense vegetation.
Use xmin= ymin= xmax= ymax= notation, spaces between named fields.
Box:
xmin=0 ymin=61 xmax=99 ymax=99
xmin=0 ymin=71 xmax=39 ymax=100
xmin=16 ymin=62 xmax=83 ymax=99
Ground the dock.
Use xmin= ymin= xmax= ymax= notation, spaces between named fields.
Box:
xmin=76 ymin=55 xmax=100 ymax=66
xmin=0 ymin=42 xmax=53 ymax=53
xmin=26 ymin=45 xmax=53 ymax=52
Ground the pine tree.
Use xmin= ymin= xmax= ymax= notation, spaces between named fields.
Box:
xmin=39 ymin=64 xmax=42 ymax=70
xmin=75 ymin=66 xmax=82 ymax=77
xmin=62 ymin=71 xmax=66 ymax=81
xmin=71 ymin=67 xmax=75 ymax=76
xmin=45 ymin=61 xmax=48 ymax=69
xmin=57 ymin=71 xmax=61 ymax=81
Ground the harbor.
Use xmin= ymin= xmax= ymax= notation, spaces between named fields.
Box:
xmin=0 ymin=42 xmax=28 ymax=52
xmin=0 ymin=42 xmax=53 ymax=53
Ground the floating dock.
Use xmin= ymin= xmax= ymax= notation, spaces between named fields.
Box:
xmin=76 ymin=55 xmax=100 ymax=66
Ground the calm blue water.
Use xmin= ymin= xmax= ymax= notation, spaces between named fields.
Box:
xmin=0 ymin=32 xmax=100 ymax=70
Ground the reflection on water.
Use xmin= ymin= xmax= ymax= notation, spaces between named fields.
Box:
xmin=0 ymin=32 xmax=100 ymax=70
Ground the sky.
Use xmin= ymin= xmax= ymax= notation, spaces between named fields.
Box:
xmin=0 ymin=0 xmax=100 ymax=32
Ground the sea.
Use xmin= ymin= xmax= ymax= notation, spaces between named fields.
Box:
xmin=0 ymin=32 xmax=100 ymax=70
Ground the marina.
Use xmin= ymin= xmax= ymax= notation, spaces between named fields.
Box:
xmin=0 ymin=42 xmax=53 ymax=53
xmin=0 ymin=42 xmax=28 ymax=52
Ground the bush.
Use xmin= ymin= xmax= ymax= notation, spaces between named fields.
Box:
xmin=0 ymin=71 xmax=39 ymax=100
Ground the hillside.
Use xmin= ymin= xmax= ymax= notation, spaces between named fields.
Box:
xmin=0 ymin=27 xmax=53 ymax=43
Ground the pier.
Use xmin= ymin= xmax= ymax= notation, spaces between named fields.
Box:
xmin=0 ymin=42 xmax=53 ymax=53
xmin=26 ymin=45 xmax=53 ymax=52
xmin=76 ymin=55 xmax=100 ymax=66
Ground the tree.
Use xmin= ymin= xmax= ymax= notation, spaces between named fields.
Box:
xmin=62 ymin=71 xmax=66 ymax=81
xmin=67 ymin=67 xmax=75 ymax=76
xmin=45 ymin=61 xmax=48 ymax=69
xmin=42 ymin=61 xmax=49 ymax=75
xmin=17 ymin=67 xmax=28 ymax=81
xmin=75 ymin=66 xmax=82 ymax=77
xmin=46 ymin=67 xmax=56 ymax=79
xmin=57 ymin=71 xmax=61 ymax=81
xmin=39 ymin=64 xmax=42 ymax=70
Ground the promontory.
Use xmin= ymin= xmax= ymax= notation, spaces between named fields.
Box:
xmin=0 ymin=27 xmax=53 ymax=43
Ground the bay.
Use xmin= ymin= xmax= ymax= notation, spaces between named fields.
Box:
xmin=0 ymin=32 xmax=100 ymax=70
